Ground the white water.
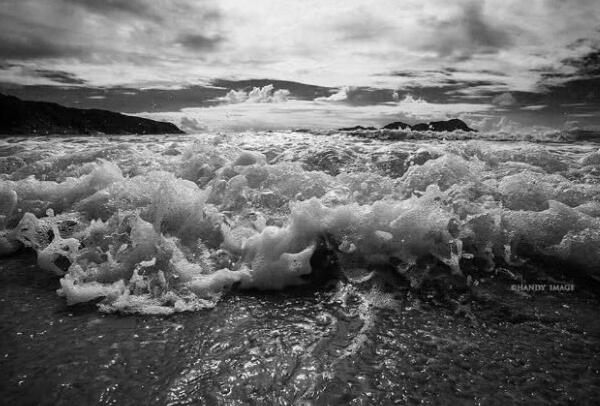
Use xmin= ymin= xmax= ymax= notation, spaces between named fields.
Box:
xmin=1 ymin=131 xmax=599 ymax=314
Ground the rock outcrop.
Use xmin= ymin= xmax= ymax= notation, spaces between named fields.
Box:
xmin=390 ymin=118 xmax=476 ymax=132
xmin=339 ymin=119 xmax=476 ymax=133
xmin=381 ymin=121 xmax=411 ymax=130
xmin=337 ymin=125 xmax=378 ymax=131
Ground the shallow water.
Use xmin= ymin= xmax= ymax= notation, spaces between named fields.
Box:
xmin=1 ymin=252 xmax=599 ymax=405
xmin=1 ymin=131 xmax=600 ymax=404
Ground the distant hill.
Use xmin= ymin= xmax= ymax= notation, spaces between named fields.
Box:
xmin=0 ymin=93 xmax=184 ymax=136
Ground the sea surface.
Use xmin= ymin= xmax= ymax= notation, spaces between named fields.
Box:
xmin=1 ymin=131 xmax=599 ymax=404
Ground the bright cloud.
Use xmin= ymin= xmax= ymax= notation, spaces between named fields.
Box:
xmin=219 ymin=84 xmax=291 ymax=104
xmin=314 ymin=87 xmax=351 ymax=102
xmin=492 ymin=92 xmax=517 ymax=107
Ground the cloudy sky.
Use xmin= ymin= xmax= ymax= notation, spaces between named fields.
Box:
xmin=1 ymin=0 xmax=599 ymax=131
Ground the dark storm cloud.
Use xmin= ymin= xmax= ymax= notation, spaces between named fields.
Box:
xmin=538 ymin=72 xmax=573 ymax=80
xmin=377 ymin=68 xmax=508 ymax=82
xmin=317 ymin=79 xmax=506 ymax=106
xmin=384 ymin=70 xmax=451 ymax=78
xmin=337 ymin=87 xmax=398 ymax=105
xmin=422 ymin=2 xmax=513 ymax=59
xmin=440 ymin=78 xmax=500 ymax=87
xmin=563 ymin=47 xmax=600 ymax=77
xmin=447 ymin=68 xmax=509 ymax=77
xmin=543 ymin=77 xmax=600 ymax=105
xmin=525 ymin=45 xmax=600 ymax=109
xmin=0 ymin=83 xmax=227 ymax=113
xmin=33 ymin=69 xmax=87 ymax=85
xmin=396 ymin=77 xmax=508 ymax=105
xmin=386 ymin=71 xmax=425 ymax=78
xmin=63 ymin=0 xmax=222 ymax=23
xmin=549 ymin=46 xmax=600 ymax=105
xmin=372 ymin=66 xmax=509 ymax=104
xmin=0 ymin=79 xmax=334 ymax=113
xmin=62 ymin=0 xmax=158 ymax=19
xmin=533 ymin=38 xmax=600 ymax=81
xmin=0 ymin=34 xmax=79 ymax=60
xmin=177 ymin=34 xmax=224 ymax=51
xmin=472 ymin=69 xmax=600 ymax=114
xmin=0 ymin=0 xmax=225 ymax=64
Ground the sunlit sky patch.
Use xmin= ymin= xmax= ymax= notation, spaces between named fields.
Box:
xmin=1 ymin=0 xmax=599 ymax=130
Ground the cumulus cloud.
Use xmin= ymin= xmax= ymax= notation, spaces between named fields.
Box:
xmin=219 ymin=84 xmax=291 ymax=104
xmin=492 ymin=92 xmax=517 ymax=107
xmin=314 ymin=87 xmax=351 ymax=102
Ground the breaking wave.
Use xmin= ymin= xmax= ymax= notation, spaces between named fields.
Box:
xmin=333 ymin=126 xmax=600 ymax=144
xmin=1 ymin=131 xmax=599 ymax=314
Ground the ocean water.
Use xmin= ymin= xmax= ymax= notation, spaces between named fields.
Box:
xmin=1 ymin=131 xmax=600 ymax=404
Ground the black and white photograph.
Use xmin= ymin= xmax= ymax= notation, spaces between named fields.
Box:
xmin=1 ymin=0 xmax=599 ymax=404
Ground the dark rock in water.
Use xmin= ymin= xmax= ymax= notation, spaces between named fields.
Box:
xmin=338 ymin=125 xmax=377 ymax=131
xmin=381 ymin=118 xmax=476 ymax=133
xmin=411 ymin=123 xmax=431 ymax=131
xmin=305 ymin=234 xmax=342 ymax=284
xmin=382 ymin=121 xmax=411 ymax=130
xmin=428 ymin=119 xmax=475 ymax=132
xmin=0 ymin=93 xmax=184 ymax=136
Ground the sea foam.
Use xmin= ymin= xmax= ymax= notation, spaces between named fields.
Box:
xmin=1 ymin=132 xmax=599 ymax=314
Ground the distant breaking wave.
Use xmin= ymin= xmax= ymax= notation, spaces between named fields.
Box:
xmin=328 ymin=127 xmax=600 ymax=144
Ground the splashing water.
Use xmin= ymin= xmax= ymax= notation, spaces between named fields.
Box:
xmin=1 ymin=132 xmax=599 ymax=314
